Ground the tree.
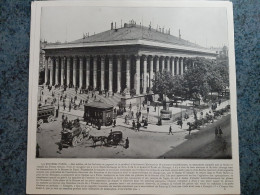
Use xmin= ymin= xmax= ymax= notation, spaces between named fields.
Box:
xmin=152 ymin=70 xmax=185 ymax=99
xmin=182 ymin=57 xmax=229 ymax=100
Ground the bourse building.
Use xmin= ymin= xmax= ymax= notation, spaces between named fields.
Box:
xmin=42 ymin=21 xmax=217 ymax=95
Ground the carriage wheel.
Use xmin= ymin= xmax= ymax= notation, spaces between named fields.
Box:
xmin=38 ymin=119 xmax=43 ymax=125
xmin=77 ymin=134 xmax=83 ymax=143
xmin=72 ymin=137 xmax=78 ymax=147
xmin=47 ymin=116 xmax=53 ymax=123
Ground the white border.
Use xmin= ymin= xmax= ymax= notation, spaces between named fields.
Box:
xmin=27 ymin=1 xmax=240 ymax=194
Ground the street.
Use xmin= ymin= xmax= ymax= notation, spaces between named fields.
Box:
xmin=36 ymin=112 xmax=231 ymax=159
xmin=161 ymin=114 xmax=232 ymax=159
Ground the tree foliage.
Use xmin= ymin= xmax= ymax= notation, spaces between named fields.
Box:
xmin=152 ymin=57 xmax=229 ymax=101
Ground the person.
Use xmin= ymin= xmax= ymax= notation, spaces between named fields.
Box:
xmin=215 ymin=127 xmax=218 ymax=138
xmin=36 ymin=143 xmax=40 ymax=158
xmin=143 ymin=119 xmax=148 ymax=127
xmin=132 ymin=120 xmax=136 ymax=130
xmin=69 ymin=103 xmax=71 ymax=112
xmin=129 ymin=102 xmax=132 ymax=110
xmin=179 ymin=119 xmax=183 ymax=129
xmin=56 ymin=109 xmax=59 ymax=118
xmin=137 ymin=121 xmax=141 ymax=131
xmin=188 ymin=125 xmax=192 ymax=135
xmin=169 ymin=126 xmax=173 ymax=135
xmin=62 ymin=113 xmax=65 ymax=121
xmin=63 ymin=102 xmax=66 ymax=110
xmin=125 ymin=115 xmax=128 ymax=124
xmin=131 ymin=111 xmax=134 ymax=118
xmin=218 ymin=126 xmax=223 ymax=137
xmin=219 ymin=99 xmax=222 ymax=105
xmin=147 ymin=107 xmax=149 ymax=113
xmin=113 ymin=119 xmax=116 ymax=127
xmin=125 ymin=137 xmax=129 ymax=149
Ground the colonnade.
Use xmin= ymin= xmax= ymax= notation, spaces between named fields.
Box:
xmin=44 ymin=55 xmax=195 ymax=95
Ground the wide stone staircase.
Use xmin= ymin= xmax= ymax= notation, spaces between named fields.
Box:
xmin=41 ymin=86 xmax=123 ymax=109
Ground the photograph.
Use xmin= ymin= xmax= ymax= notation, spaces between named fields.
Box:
xmin=36 ymin=5 xmax=232 ymax=159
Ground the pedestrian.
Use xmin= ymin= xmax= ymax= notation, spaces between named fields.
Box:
xmin=137 ymin=121 xmax=141 ymax=131
xmin=188 ymin=125 xmax=192 ymax=135
xmin=147 ymin=107 xmax=150 ymax=113
xmin=113 ymin=119 xmax=116 ymax=127
xmin=69 ymin=103 xmax=71 ymax=112
xmin=125 ymin=137 xmax=129 ymax=149
xmin=56 ymin=109 xmax=59 ymax=118
xmin=125 ymin=115 xmax=128 ymax=124
xmin=215 ymin=127 xmax=218 ymax=138
xmin=179 ymin=119 xmax=183 ymax=129
xmin=36 ymin=143 xmax=40 ymax=158
xmin=45 ymin=99 xmax=47 ymax=105
xmin=58 ymin=141 xmax=63 ymax=153
xmin=132 ymin=120 xmax=136 ymax=130
xmin=62 ymin=113 xmax=65 ymax=121
xmin=218 ymin=126 xmax=223 ymax=137
xmin=169 ymin=126 xmax=173 ymax=135
xmin=129 ymin=102 xmax=132 ymax=110
xmin=219 ymin=99 xmax=222 ymax=105
xmin=63 ymin=103 xmax=66 ymax=110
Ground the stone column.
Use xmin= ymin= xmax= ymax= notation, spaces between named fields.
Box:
xmin=166 ymin=57 xmax=170 ymax=72
xmin=149 ymin=56 xmax=153 ymax=89
xmin=100 ymin=56 xmax=105 ymax=91
xmin=156 ymin=57 xmax=159 ymax=72
xmin=176 ymin=58 xmax=179 ymax=75
xmin=55 ymin=57 xmax=59 ymax=85
xmin=180 ymin=58 xmax=184 ymax=75
xmin=171 ymin=57 xmax=175 ymax=75
xmin=49 ymin=57 xmax=54 ymax=86
xmin=73 ymin=57 xmax=77 ymax=87
xmin=161 ymin=57 xmax=165 ymax=72
xmin=44 ymin=57 xmax=48 ymax=84
xmin=143 ymin=55 xmax=147 ymax=94
xmin=86 ymin=56 xmax=90 ymax=88
xmin=135 ymin=55 xmax=141 ymax=95
xmin=60 ymin=57 xmax=65 ymax=86
xmin=66 ymin=57 xmax=71 ymax=86
xmin=108 ymin=56 xmax=113 ymax=93
xmin=93 ymin=56 xmax=97 ymax=90
xmin=117 ymin=56 xmax=122 ymax=93
xmin=126 ymin=56 xmax=131 ymax=90
xmin=79 ymin=57 xmax=83 ymax=88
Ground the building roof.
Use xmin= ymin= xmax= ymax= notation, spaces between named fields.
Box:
xmin=84 ymin=100 xmax=113 ymax=109
xmin=69 ymin=25 xmax=204 ymax=49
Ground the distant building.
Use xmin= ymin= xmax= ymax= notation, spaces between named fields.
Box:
xmin=42 ymin=21 xmax=217 ymax=95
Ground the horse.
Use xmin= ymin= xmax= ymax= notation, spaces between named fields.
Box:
xmin=88 ymin=135 xmax=107 ymax=147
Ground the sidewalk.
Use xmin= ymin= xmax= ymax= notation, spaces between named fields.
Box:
xmin=57 ymin=98 xmax=230 ymax=134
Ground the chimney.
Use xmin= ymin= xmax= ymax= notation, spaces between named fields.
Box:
xmin=179 ymin=29 xmax=181 ymax=39
xmin=111 ymin=22 xmax=113 ymax=30
xmin=115 ymin=22 xmax=117 ymax=29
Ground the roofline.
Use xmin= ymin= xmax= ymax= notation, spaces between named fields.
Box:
xmin=44 ymin=39 xmax=216 ymax=56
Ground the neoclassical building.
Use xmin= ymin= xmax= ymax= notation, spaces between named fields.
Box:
xmin=43 ymin=21 xmax=217 ymax=95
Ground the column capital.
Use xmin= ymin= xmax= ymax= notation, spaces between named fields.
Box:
xmin=148 ymin=55 xmax=154 ymax=61
xmin=134 ymin=55 xmax=141 ymax=60
xmin=142 ymin=55 xmax=147 ymax=61
xmin=55 ymin=57 xmax=59 ymax=62
xmin=100 ymin=55 xmax=106 ymax=61
xmin=159 ymin=56 xmax=165 ymax=60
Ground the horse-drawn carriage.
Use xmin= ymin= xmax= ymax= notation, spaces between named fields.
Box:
xmin=89 ymin=131 xmax=123 ymax=147
xmin=37 ymin=105 xmax=55 ymax=124
xmin=61 ymin=120 xmax=90 ymax=147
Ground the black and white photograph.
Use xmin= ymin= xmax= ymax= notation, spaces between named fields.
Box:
xmin=36 ymin=5 xmax=232 ymax=159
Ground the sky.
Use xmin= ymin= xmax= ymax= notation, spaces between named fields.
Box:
xmin=41 ymin=6 xmax=229 ymax=48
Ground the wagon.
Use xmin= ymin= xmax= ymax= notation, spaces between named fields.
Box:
xmin=107 ymin=131 xmax=123 ymax=145
xmin=60 ymin=120 xmax=90 ymax=147
xmin=37 ymin=105 xmax=55 ymax=123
